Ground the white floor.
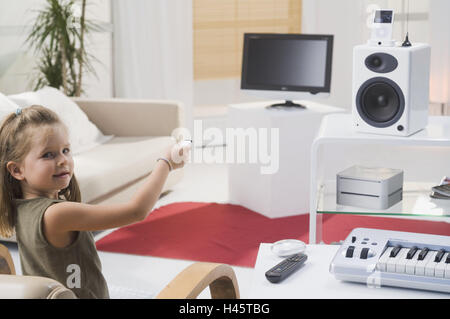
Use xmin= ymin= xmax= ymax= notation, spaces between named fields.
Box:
xmin=4 ymin=157 xmax=256 ymax=299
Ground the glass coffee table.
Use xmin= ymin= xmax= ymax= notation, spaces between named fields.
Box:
xmin=309 ymin=113 xmax=450 ymax=244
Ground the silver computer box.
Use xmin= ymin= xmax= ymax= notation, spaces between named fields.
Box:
xmin=336 ymin=165 xmax=403 ymax=210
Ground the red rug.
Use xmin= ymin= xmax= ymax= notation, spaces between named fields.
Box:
xmin=95 ymin=202 xmax=450 ymax=268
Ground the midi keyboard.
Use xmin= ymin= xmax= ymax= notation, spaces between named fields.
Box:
xmin=329 ymin=228 xmax=450 ymax=294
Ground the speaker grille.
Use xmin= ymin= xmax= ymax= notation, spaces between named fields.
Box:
xmin=356 ymin=77 xmax=405 ymax=128
xmin=364 ymin=53 xmax=398 ymax=73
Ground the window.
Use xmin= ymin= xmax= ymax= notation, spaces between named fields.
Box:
xmin=193 ymin=0 xmax=302 ymax=80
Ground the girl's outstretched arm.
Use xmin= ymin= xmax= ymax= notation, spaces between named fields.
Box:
xmin=43 ymin=145 xmax=187 ymax=247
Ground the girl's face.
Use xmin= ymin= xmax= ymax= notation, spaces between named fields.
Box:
xmin=8 ymin=124 xmax=74 ymax=199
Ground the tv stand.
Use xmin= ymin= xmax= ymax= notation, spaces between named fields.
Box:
xmin=267 ymin=100 xmax=306 ymax=109
xmin=227 ymin=101 xmax=345 ymax=218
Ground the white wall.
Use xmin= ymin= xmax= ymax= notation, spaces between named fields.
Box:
xmin=1 ymin=0 xmax=446 ymax=112
xmin=194 ymin=0 xmax=444 ymax=113
xmin=193 ymin=0 xmax=369 ymax=110
xmin=302 ymin=0 xmax=433 ymax=111
xmin=429 ymin=0 xmax=450 ymax=111
xmin=194 ymin=78 xmax=266 ymax=108
xmin=0 ymin=0 xmax=113 ymax=98
xmin=301 ymin=0 xmax=366 ymax=110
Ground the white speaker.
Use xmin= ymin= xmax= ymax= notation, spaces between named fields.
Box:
xmin=352 ymin=43 xmax=431 ymax=136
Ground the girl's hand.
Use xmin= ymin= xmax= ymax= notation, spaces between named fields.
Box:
xmin=164 ymin=140 xmax=192 ymax=170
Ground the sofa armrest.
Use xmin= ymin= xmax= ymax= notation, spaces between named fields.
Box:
xmin=156 ymin=262 xmax=240 ymax=299
xmin=71 ymin=97 xmax=183 ymax=137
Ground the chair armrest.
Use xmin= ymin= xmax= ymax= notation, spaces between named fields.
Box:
xmin=0 ymin=244 xmax=15 ymax=275
xmin=71 ymin=97 xmax=183 ymax=137
xmin=156 ymin=262 xmax=240 ymax=299
xmin=0 ymin=244 xmax=76 ymax=299
xmin=0 ymin=275 xmax=77 ymax=299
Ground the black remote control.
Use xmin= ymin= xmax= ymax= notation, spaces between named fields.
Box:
xmin=265 ymin=253 xmax=308 ymax=283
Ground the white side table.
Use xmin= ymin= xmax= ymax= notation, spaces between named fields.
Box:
xmin=309 ymin=113 xmax=450 ymax=244
xmin=227 ymin=100 xmax=344 ymax=218
xmin=250 ymin=243 xmax=449 ymax=298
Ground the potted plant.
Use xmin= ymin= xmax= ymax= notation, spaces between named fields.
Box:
xmin=25 ymin=0 xmax=98 ymax=97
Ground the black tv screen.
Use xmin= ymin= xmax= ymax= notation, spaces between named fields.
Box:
xmin=241 ymin=33 xmax=333 ymax=93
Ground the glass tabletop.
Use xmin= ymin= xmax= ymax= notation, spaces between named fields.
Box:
xmin=316 ymin=181 xmax=450 ymax=218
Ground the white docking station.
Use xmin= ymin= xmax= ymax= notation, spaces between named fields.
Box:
xmin=336 ymin=165 xmax=403 ymax=210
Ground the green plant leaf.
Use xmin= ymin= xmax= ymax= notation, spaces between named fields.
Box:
xmin=25 ymin=0 xmax=98 ymax=96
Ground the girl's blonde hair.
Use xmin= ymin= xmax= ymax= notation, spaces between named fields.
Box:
xmin=0 ymin=105 xmax=81 ymax=237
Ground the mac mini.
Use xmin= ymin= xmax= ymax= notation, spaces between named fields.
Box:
xmin=336 ymin=165 xmax=403 ymax=210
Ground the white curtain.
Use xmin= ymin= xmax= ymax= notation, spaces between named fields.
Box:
xmin=112 ymin=0 xmax=193 ymax=130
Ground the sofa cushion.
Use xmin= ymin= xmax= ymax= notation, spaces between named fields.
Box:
xmin=8 ymin=87 xmax=112 ymax=155
xmin=74 ymin=135 xmax=174 ymax=203
xmin=0 ymin=92 xmax=19 ymax=121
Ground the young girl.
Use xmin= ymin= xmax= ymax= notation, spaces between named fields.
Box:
xmin=0 ymin=105 xmax=188 ymax=298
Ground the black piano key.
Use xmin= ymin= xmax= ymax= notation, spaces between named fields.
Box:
xmin=418 ymin=247 xmax=429 ymax=261
xmin=406 ymin=246 xmax=418 ymax=260
xmin=390 ymin=245 xmax=402 ymax=257
xmin=434 ymin=249 xmax=446 ymax=263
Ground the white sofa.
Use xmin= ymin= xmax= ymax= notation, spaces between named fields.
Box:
xmin=1 ymin=97 xmax=184 ymax=242
xmin=71 ymin=97 xmax=184 ymax=203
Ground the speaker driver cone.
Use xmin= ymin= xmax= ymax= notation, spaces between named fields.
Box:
xmin=362 ymin=82 xmax=399 ymax=122
xmin=356 ymin=77 xmax=405 ymax=128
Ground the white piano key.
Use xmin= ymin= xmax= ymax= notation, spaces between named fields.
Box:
xmin=415 ymin=250 xmax=436 ymax=276
xmin=386 ymin=248 xmax=403 ymax=273
xmin=395 ymin=248 xmax=410 ymax=273
xmin=435 ymin=252 xmax=449 ymax=278
xmin=405 ymin=248 xmax=421 ymax=275
xmin=376 ymin=247 xmax=393 ymax=272
xmin=425 ymin=251 xmax=440 ymax=277
xmin=445 ymin=263 xmax=450 ymax=279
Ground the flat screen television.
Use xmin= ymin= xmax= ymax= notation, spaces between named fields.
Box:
xmin=241 ymin=33 xmax=334 ymax=108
